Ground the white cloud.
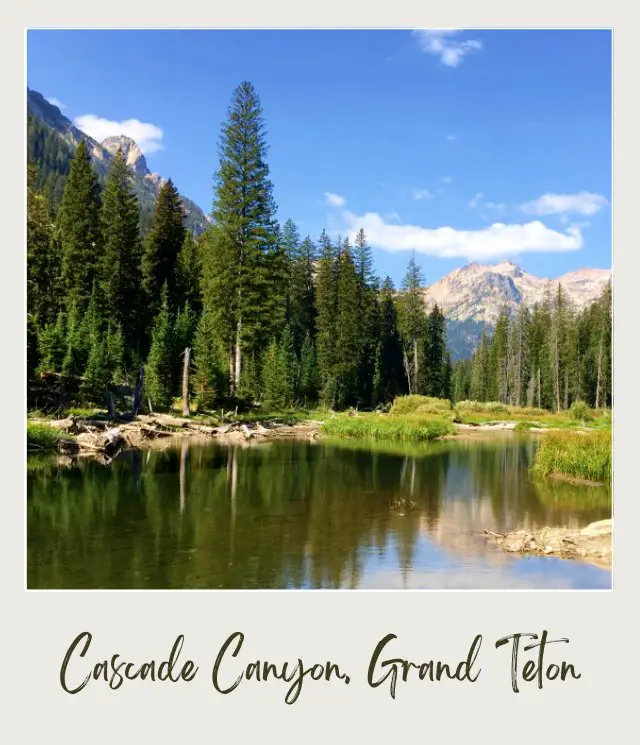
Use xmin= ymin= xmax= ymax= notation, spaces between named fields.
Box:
xmin=469 ymin=193 xmax=506 ymax=211
xmin=521 ymin=192 xmax=608 ymax=217
xmin=341 ymin=210 xmax=584 ymax=261
xmin=73 ymin=114 xmax=164 ymax=154
xmin=324 ymin=191 xmax=346 ymax=208
xmin=413 ymin=30 xmax=482 ymax=67
xmin=46 ymin=96 xmax=66 ymax=110
xmin=446 ymin=133 xmax=457 ymax=141
xmin=441 ymin=176 xmax=453 ymax=184
xmin=412 ymin=188 xmax=434 ymax=201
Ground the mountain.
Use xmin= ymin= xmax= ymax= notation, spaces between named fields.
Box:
xmin=26 ymin=88 xmax=210 ymax=236
xmin=422 ymin=260 xmax=611 ymax=359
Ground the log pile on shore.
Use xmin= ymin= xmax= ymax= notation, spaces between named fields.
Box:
xmin=484 ymin=519 xmax=612 ymax=568
xmin=32 ymin=413 xmax=322 ymax=460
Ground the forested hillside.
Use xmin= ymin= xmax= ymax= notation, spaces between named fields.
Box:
xmin=27 ymin=88 xmax=209 ymax=237
xmin=26 ymin=80 xmax=612 ymax=414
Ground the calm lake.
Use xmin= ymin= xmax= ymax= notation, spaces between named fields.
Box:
xmin=27 ymin=435 xmax=612 ymax=590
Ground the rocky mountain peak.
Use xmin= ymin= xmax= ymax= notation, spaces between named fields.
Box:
xmin=101 ymin=135 xmax=148 ymax=176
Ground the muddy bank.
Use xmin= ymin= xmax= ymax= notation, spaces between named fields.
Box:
xmin=484 ymin=519 xmax=612 ymax=568
xmin=30 ymin=413 xmax=322 ymax=461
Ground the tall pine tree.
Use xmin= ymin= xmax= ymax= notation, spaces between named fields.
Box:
xmin=203 ymin=81 xmax=280 ymax=398
xmin=58 ymin=139 xmax=102 ymax=312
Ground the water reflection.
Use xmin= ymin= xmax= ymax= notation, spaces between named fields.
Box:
xmin=27 ymin=436 xmax=612 ymax=590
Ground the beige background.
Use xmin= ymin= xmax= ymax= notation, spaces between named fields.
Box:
xmin=3 ymin=4 xmax=637 ymax=742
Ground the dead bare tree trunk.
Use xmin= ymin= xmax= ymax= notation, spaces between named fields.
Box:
xmin=553 ymin=325 xmax=561 ymax=412
xmin=132 ymin=366 xmax=144 ymax=417
xmin=403 ymin=348 xmax=413 ymax=394
xmin=595 ymin=336 xmax=604 ymax=409
xmin=182 ymin=347 xmax=191 ymax=417
xmin=413 ymin=338 xmax=419 ymax=394
xmin=537 ymin=367 xmax=541 ymax=409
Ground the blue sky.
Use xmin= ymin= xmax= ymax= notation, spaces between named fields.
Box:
xmin=27 ymin=29 xmax=612 ymax=286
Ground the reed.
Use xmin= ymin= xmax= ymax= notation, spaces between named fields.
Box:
xmin=531 ymin=431 xmax=611 ymax=483
xmin=321 ymin=414 xmax=454 ymax=442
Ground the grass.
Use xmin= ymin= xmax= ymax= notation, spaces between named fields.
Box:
xmin=27 ymin=421 xmax=65 ymax=452
xmin=531 ymin=431 xmax=611 ymax=484
xmin=321 ymin=413 xmax=454 ymax=442
xmin=453 ymin=400 xmax=611 ymax=431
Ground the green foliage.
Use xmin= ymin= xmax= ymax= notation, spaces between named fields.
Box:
xmin=531 ymin=431 xmax=611 ymax=483
xmin=193 ymin=310 xmax=225 ymax=410
xmin=27 ymin=111 xmax=74 ymax=210
xmin=58 ymin=139 xmax=102 ymax=312
xmin=142 ymin=178 xmax=186 ymax=318
xmin=203 ymin=81 xmax=281 ymax=397
xmin=389 ymin=395 xmax=452 ymax=416
xmin=145 ymin=286 xmax=175 ymax=410
xmin=463 ymin=282 xmax=612 ymax=411
xmin=298 ymin=332 xmax=320 ymax=405
xmin=261 ymin=326 xmax=297 ymax=409
xmin=568 ymin=400 xmax=594 ymax=422
xmin=99 ymin=147 xmax=143 ymax=354
xmin=37 ymin=311 xmax=66 ymax=374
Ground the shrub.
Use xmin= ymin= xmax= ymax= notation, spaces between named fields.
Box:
xmin=569 ymin=400 xmax=594 ymax=422
xmin=390 ymin=395 xmax=451 ymax=416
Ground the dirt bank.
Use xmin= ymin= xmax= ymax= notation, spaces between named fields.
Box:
xmin=484 ymin=519 xmax=612 ymax=568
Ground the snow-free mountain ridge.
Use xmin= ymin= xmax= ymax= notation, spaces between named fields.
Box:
xmin=27 ymin=88 xmax=209 ymax=236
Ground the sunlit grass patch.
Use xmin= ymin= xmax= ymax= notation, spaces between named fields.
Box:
xmin=531 ymin=431 xmax=611 ymax=484
xmin=321 ymin=413 xmax=454 ymax=442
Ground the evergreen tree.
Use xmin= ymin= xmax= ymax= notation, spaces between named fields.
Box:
xmin=145 ymin=285 xmax=175 ymax=410
xmin=142 ymin=178 xmax=186 ymax=317
xmin=204 ymin=81 xmax=280 ymax=398
xmin=298 ymin=331 xmax=320 ymax=405
xmin=27 ymin=164 xmax=61 ymax=327
xmin=452 ymin=358 xmax=472 ymax=404
xmin=100 ymin=148 xmax=143 ymax=358
xmin=470 ymin=329 xmax=490 ymax=401
xmin=81 ymin=284 xmax=111 ymax=401
xmin=423 ymin=304 xmax=447 ymax=397
xmin=334 ymin=238 xmax=360 ymax=408
xmin=58 ymin=139 xmax=102 ymax=312
xmin=173 ymin=301 xmax=197 ymax=394
xmin=37 ymin=311 xmax=66 ymax=374
xmin=61 ymin=300 xmax=88 ymax=387
xmin=193 ymin=310 xmax=225 ymax=410
xmin=353 ymin=228 xmax=378 ymax=407
xmin=372 ymin=277 xmax=405 ymax=403
xmin=280 ymin=218 xmax=300 ymax=325
xmin=397 ymin=254 xmax=426 ymax=394
xmin=315 ymin=230 xmax=338 ymax=405
xmin=177 ymin=231 xmax=202 ymax=313
xmin=488 ymin=306 xmax=510 ymax=403
xmin=290 ymin=236 xmax=317 ymax=351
